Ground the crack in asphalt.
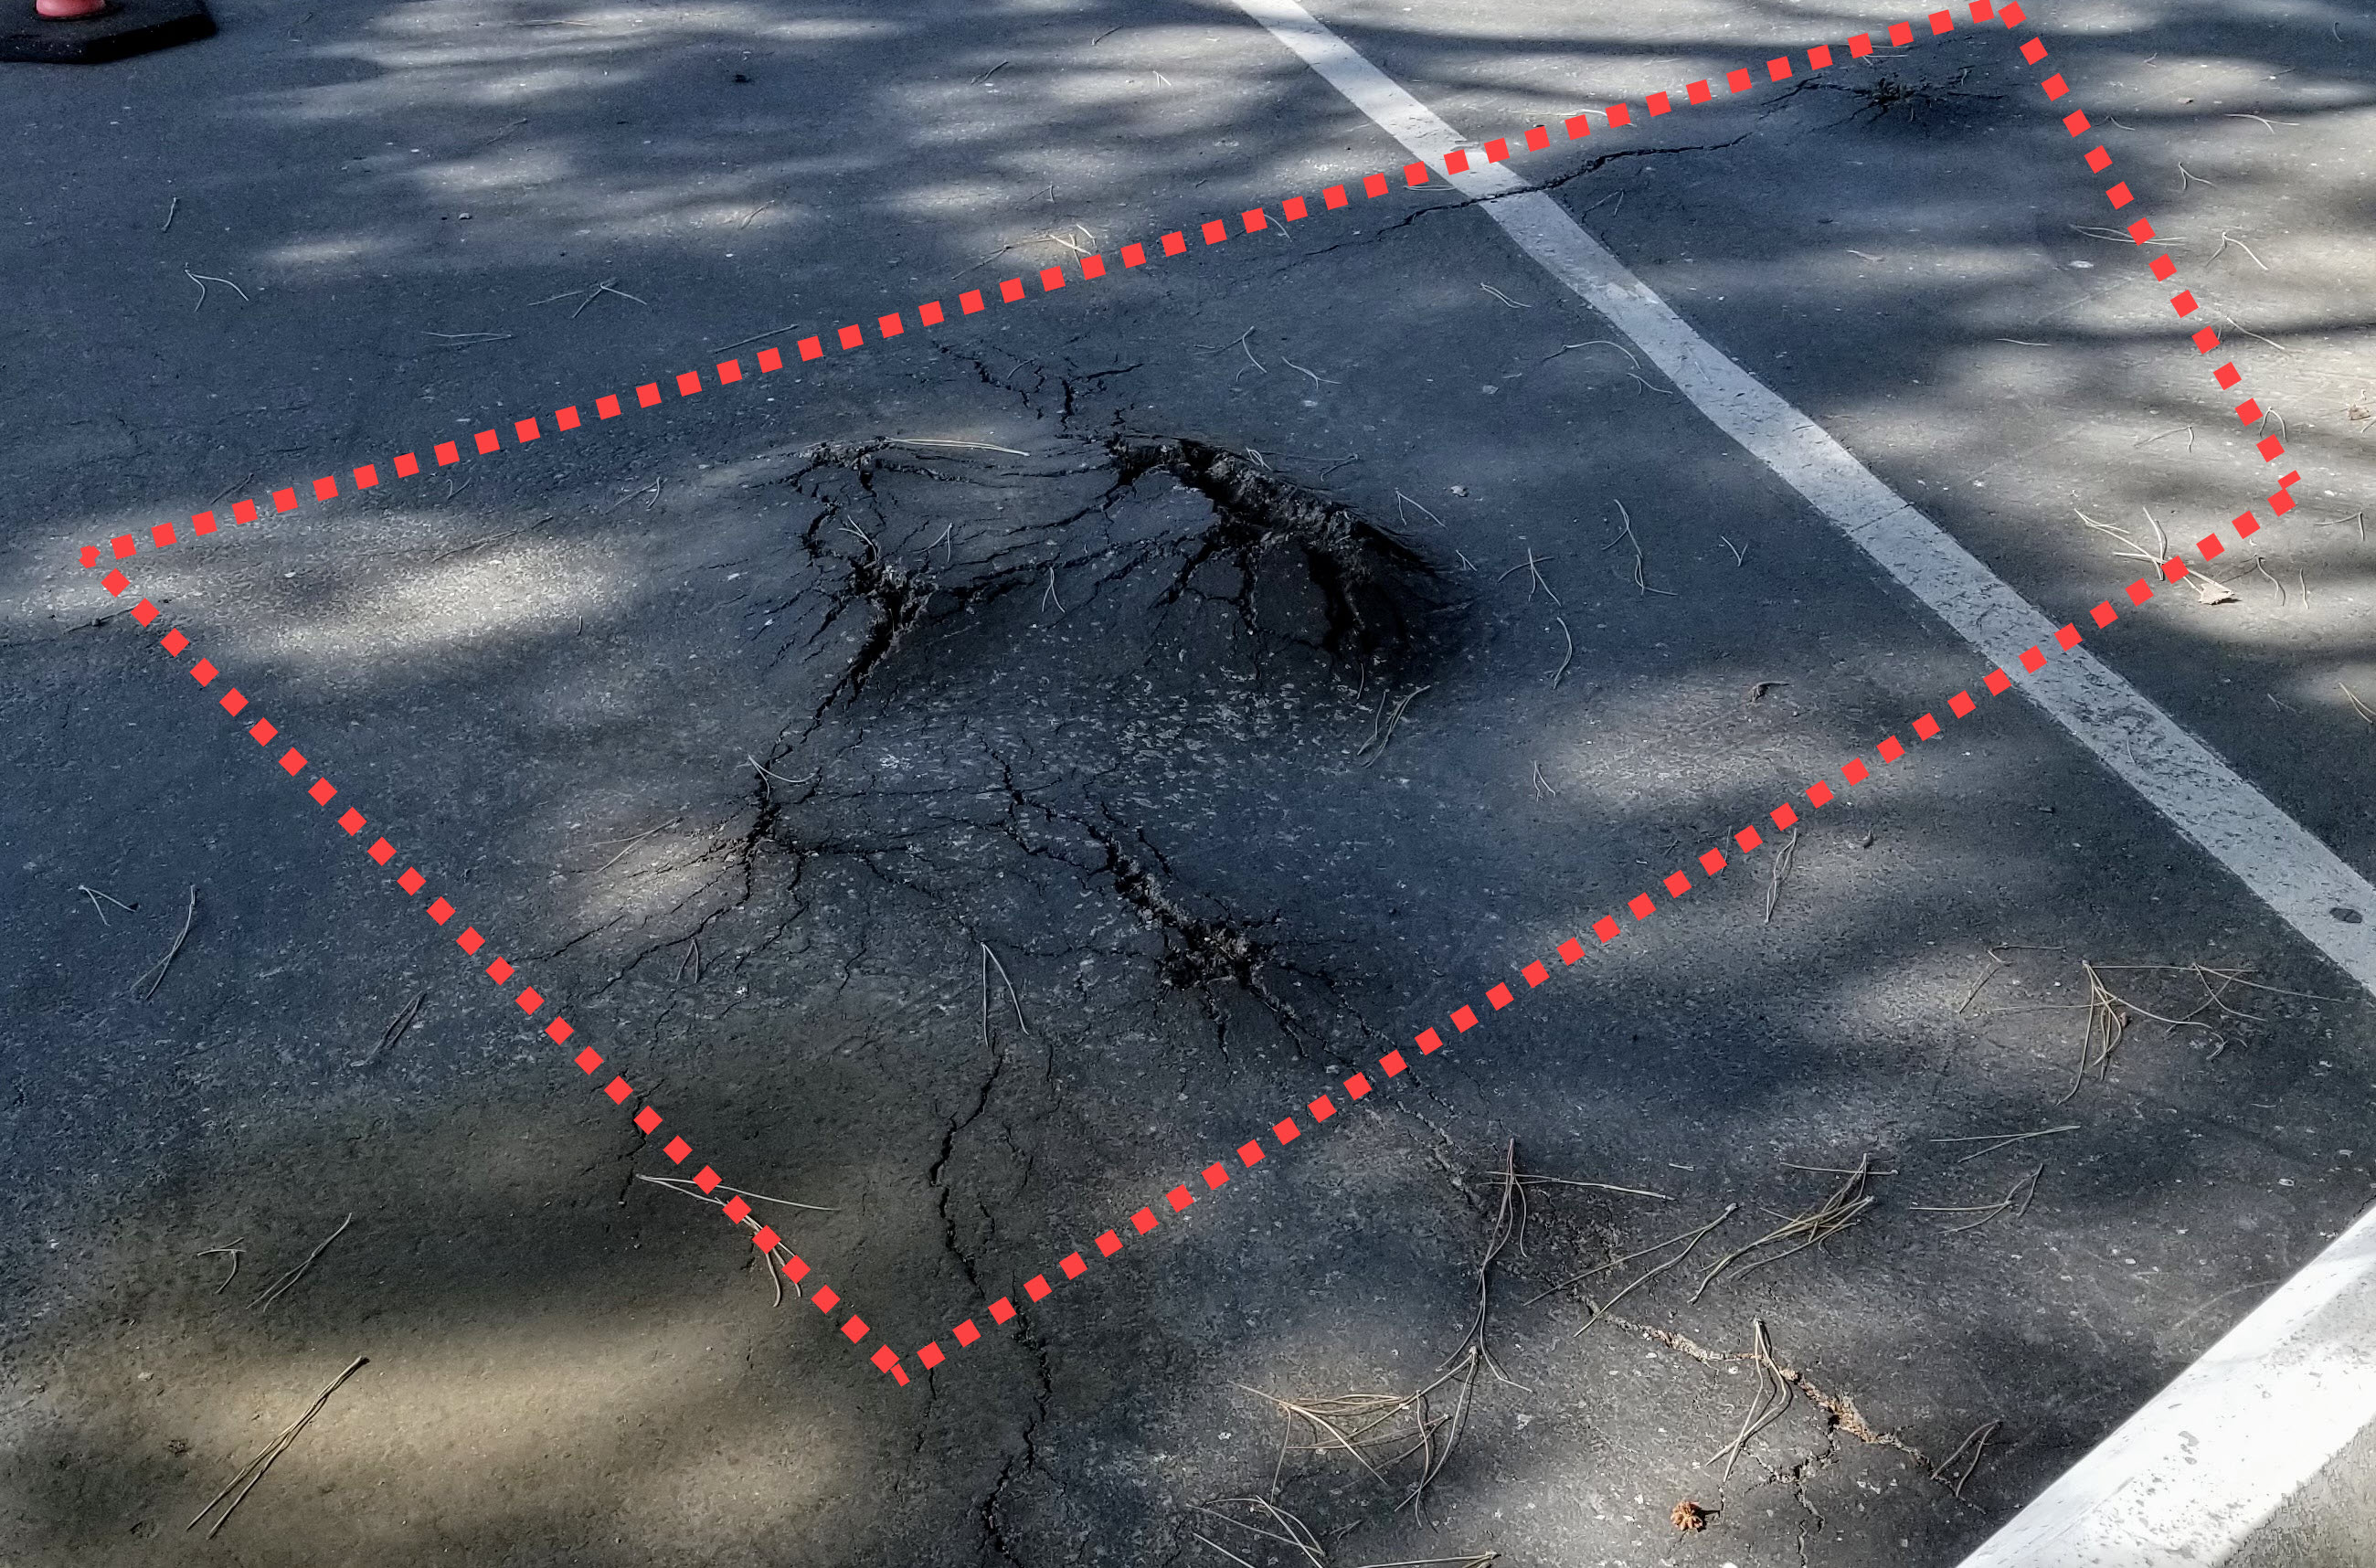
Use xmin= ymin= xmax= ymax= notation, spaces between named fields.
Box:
xmin=1275 ymin=135 xmax=1755 ymax=270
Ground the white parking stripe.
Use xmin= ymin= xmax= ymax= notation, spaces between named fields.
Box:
xmin=1959 ymin=1198 xmax=2376 ymax=1565
xmin=1228 ymin=0 xmax=2376 ymax=997
xmin=1230 ymin=2 xmax=2376 ymax=1561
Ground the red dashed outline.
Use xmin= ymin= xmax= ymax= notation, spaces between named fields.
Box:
xmin=81 ymin=3 xmax=2320 ymax=1384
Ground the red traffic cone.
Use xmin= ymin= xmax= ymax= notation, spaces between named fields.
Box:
xmin=5 ymin=0 xmax=213 ymax=60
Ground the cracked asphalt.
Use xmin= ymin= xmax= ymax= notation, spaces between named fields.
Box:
xmin=5 ymin=1 xmax=2375 ymax=1564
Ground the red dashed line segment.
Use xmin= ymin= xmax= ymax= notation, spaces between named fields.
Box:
xmin=71 ymin=2 xmax=2295 ymax=590
xmin=109 ymin=592 xmax=910 ymax=1383
xmin=89 ymin=5 xmax=2312 ymax=1387
xmin=874 ymin=1 xmax=2329 ymax=1372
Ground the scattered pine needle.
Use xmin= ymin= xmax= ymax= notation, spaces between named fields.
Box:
xmin=1601 ymin=501 xmax=1675 ymax=596
xmin=637 ymin=1174 xmax=837 ymax=1213
xmin=1930 ymin=1419 xmax=2001 ymax=1498
xmin=1501 ymin=1173 xmax=1671 ymax=1202
xmin=1394 ymin=490 xmax=1445 ymax=529
xmin=1689 ymin=1157 xmax=1879 ymax=1301
xmin=1193 ymin=1533 xmax=1257 ymax=1568
xmin=251 ymin=1213 xmax=353 ymax=1311
xmin=76 ymin=883 xmax=134 ymax=927
xmin=2208 ymin=229 xmax=2270 ymax=270
xmin=1241 ymin=1349 xmax=1487 ymax=1518
xmin=638 ymin=1175 xmax=834 ymax=1306
xmin=1199 ymin=326 xmax=1267 ymax=376
xmin=186 ymin=1356 xmax=368 ymax=1538
xmin=2076 ymin=506 xmax=2237 ymax=604
xmin=1279 ymin=354 xmax=1337 ymax=387
xmin=713 ymin=321 xmax=806 ymax=355
xmin=1708 ymin=1319 xmax=1791 ymax=1476
xmin=1761 ymin=828 xmax=1799 ymax=925
xmin=1456 ymin=1142 xmax=1527 ymax=1387
xmin=589 ymin=816 xmax=683 ymax=874
xmin=1989 ymin=959 xmax=2325 ymax=1099
xmin=1912 ymin=1162 xmax=2042 ymax=1234
xmin=980 ymin=941 xmax=1030 ymax=1045
xmin=2073 ymin=223 xmax=2177 ymax=246
xmin=196 ymin=1238 xmax=245 ymax=1295
xmin=1355 ymin=685 xmax=1432 ymax=767
xmin=2339 ymin=683 xmax=2376 ymax=725
xmin=1549 ymin=616 xmax=1574 ymax=690
xmin=1525 ymin=1204 xmax=1736 ymax=1326
xmin=1931 ymin=1124 xmax=2078 ymax=1164
xmin=1546 ymin=338 xmax=1639 ymax=370
xmin=1956 ymin=941 xmax=2066 ymax=1014
xmin=133 ymin=885 xmax=197 ymax=1001
xmin=948 ymin=243 xmax=1017 ymax=281
xmin=355 ymin=990 xmax=428 ymax=1069
xmin=1192 ymin=1496 xmax=1328 ymax=1568
xmin=1497 ymin=546 xmax=1561 ymax=605
xmin=532 ymin=277 xmax=648 ymax=319
xmin=748 ymin=753 xmax=820 ymax=789
xmin=1479 ymin=282 xmax=1531 ymax=309
xmin=1197 ymin=1530 xmax=1254 ymax=1567
xmin=2067 ymin=961 xmax=2135 ymax=1099
xmin=886 ymin=437 xmax=1030 ymax=456
xmin=2209 ymin=305 xmax=2289 ymax=355
xmin=184 ymin=270 xmax=249 ymax=312
xmin=2247 ymin=554 xmax=2288 ymax=606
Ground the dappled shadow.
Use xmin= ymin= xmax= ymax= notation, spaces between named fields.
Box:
xmin=5 ymin=0 xmax=2376 ymax=1563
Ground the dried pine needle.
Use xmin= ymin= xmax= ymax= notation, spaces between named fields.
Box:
xmin=1930 ymin=1419 xmax=2001 ymax=1498
xmin=1240 ymin=1349 xmax=1486 ymax=1516
xmin=1690 ymin=1158 xmax=1879 ymax=1301
xmin=186 ymin=1357 xmax=367 ymax=1538
xmin=133 ymin=885 xmax=198 ymax=1001
xmin=1912 ymin=1163 xmax=2043 ymax=1234
xmin=1526 ymin=1204 xmax=1736 ymax=1328
xmin=1708 ymin=1319 xmax=1792 ymax=1476
xmin=250 ymin=1214 xmax=353 ymax=1311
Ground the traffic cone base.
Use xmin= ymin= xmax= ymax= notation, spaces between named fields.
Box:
xmin=4 ymin=0 xmax=211 ymax=61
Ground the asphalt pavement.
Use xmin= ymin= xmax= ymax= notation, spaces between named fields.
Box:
xmin=3 ymin=2 xmax=2373 ymax=1564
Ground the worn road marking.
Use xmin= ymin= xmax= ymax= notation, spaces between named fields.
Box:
xmin=1230 ymin=2 xmax=2376 ymax=1562
xmin=1959 ymin=1198 xmax=2376 ymax=1565
xmin=1228 ymin=0 xmax=2376 ymax=996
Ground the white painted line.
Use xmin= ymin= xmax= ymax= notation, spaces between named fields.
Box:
xmin=1227 ymin=0 xmax=2376 ymax=1001
xmin=1227 ymin=3 xmax=2376 ymax=1563
xmin=1957 ymin=1198 xmax=2376 ymax=1564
